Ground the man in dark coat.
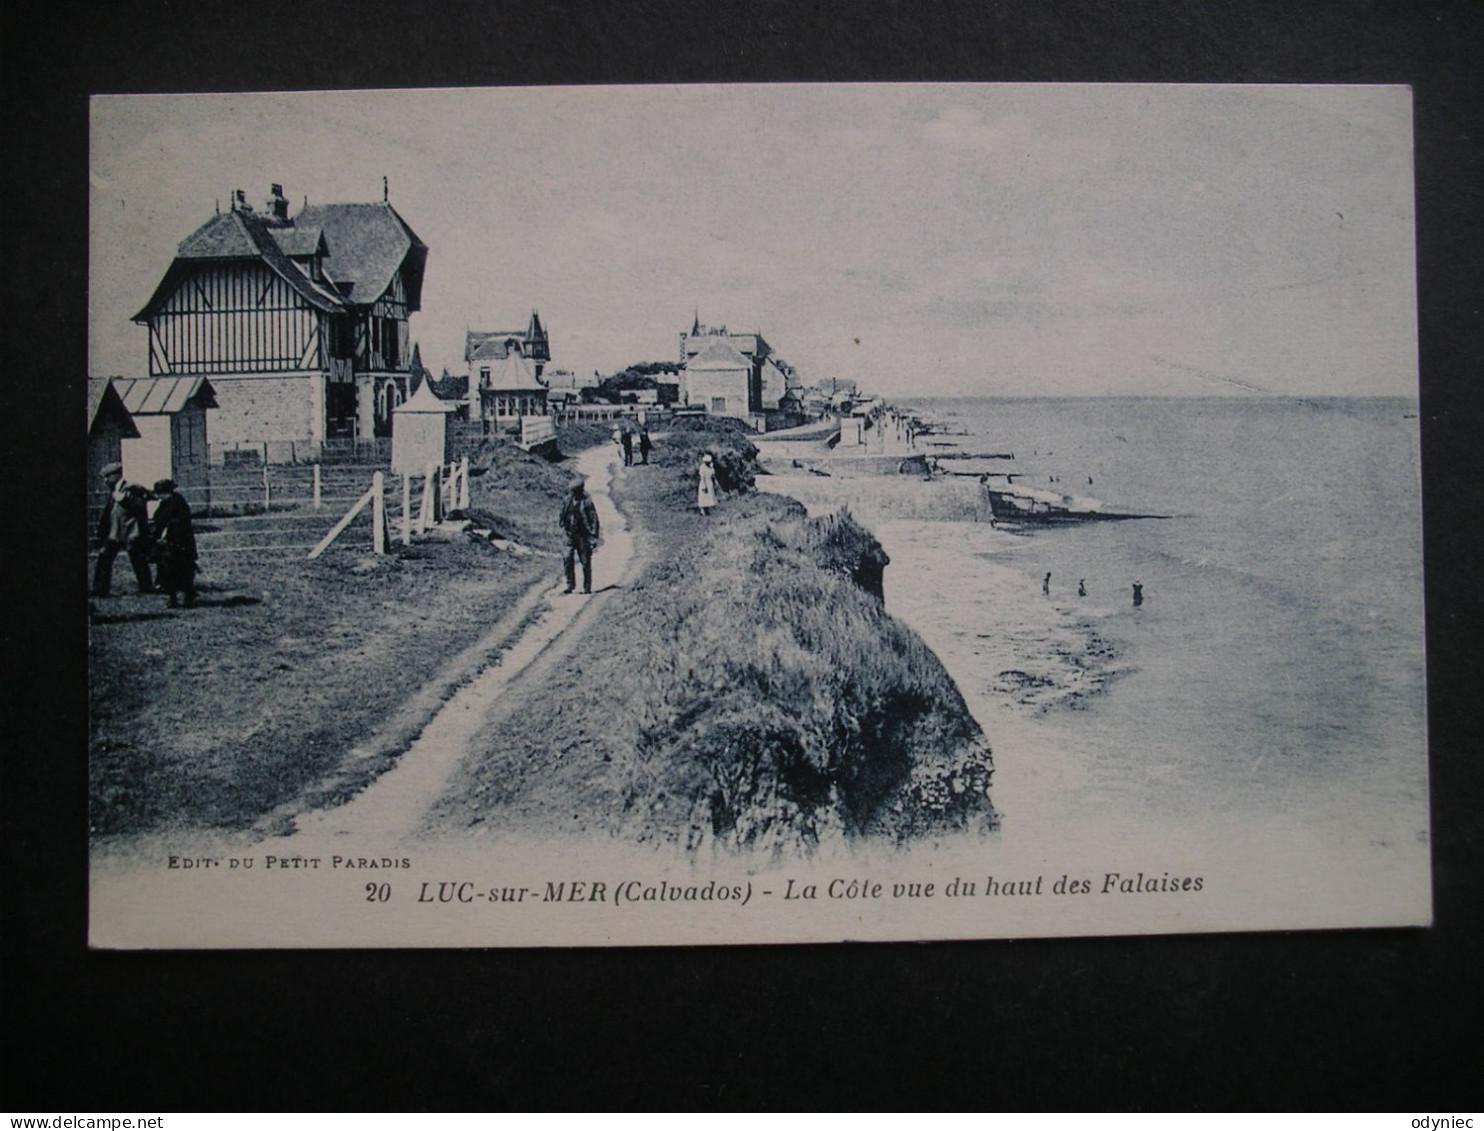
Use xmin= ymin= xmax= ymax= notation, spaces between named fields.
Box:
xmin=559 ymin=481 xmax=601 ymax=594
xmin=151 ymin=479 xmax=198 ymax=607
xmin=620 ymin=428 xmax=634 ymax=467
xmin=638 ymin=428 xmax=653 ymax=465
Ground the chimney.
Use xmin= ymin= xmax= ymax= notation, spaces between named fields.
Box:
xmin=232 ymin=188 xmax=250 ymax=212
xmin=266 ymin=183 xmax=289 ymax=220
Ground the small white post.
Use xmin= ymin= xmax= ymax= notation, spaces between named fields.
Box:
xmin=312 ymin=463 xmax=322 ymax=508
xmin=372 ymin=471 xmax=385 ymax=554
xmin=418 ymin=463 xmax=435 ymax=534
xmin=458 ymin=456 xmax=470 ymax=511
xmin=262 ymin=464 xmax=271 ymax=512
xmin=401 ymin=473 xmax=411 ymax=546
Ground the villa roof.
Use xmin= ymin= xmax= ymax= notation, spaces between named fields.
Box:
xmin=481 ymin=353 xmax=545 ymax=393
xmin=111 ymin=376 xmax=218 ymax=416
xmin=133 ymin=195 xmax=426 ymax=321
xmin=297 ymin=202 xmax=426 ymax=309
xmin=87 ymin=378 xmax=139 ymax=438
xmin=686 ymin=339 xmax=752 ymax=371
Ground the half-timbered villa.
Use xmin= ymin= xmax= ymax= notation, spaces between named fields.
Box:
xmin=131 ymin=183 xmax=427 ymax=455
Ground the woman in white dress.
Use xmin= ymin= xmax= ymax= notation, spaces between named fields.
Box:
xmin=696 ymin=453 xmax=717 ymax=516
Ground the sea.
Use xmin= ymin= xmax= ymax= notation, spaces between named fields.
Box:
xmin=760 ymin=396 xmax=1430 ymax=871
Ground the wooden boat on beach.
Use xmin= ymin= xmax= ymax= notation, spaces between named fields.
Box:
xmin=980 ymin=479 xmax=1168 ymax=525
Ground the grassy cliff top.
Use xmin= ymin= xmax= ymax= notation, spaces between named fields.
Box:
xmin=436 ymin=421 xmax=996 ymax=854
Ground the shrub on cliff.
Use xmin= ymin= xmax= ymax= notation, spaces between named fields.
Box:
xmin=645 ymin=421 xmax=761 ymax=505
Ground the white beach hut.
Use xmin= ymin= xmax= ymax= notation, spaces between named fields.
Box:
xmin=392 ymin=379 xmax=457 ymax=475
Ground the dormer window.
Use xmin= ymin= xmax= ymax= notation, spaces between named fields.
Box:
xmin=480 ymin=367 xmax=491 ymax=386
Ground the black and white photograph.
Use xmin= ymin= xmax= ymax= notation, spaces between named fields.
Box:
xmin=85 ymin=83 xmax=1429 ymax=948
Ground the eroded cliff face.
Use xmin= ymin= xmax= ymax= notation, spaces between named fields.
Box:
xmin=645 ymin=499 xmax=991 ymax=852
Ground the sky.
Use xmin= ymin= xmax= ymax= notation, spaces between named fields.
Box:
xmin=90 ymin=84 xmax=1419 ymax=397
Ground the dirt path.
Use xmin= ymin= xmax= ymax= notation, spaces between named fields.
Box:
xmin=277 ymin=443 xmax=636 ymax=846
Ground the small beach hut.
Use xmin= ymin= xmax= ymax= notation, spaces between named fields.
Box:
xmin=111 ymin=375 xmax=218 ymax=493
xmin=88 ymin=376 xmax=140 ymax=478
xmin=392 ymin=379 xmax=457 ymax=475
xmin=87 ymin=377 xmax=140 ymax=523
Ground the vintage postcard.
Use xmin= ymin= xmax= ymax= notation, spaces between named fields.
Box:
xmin=87 ymin=84 xmax=1428 ymax=947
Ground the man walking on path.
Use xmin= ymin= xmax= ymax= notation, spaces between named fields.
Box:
xmin=620 ymin=428 xmax=634 ymax=467
xmin=559 ymin=480 xmax=601 ymax=594
xmin=638 ymin=428 xmax=653 ymax=465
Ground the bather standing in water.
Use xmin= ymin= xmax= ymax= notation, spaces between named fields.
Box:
xmin=1078 ymin=579 xmax=1087 ymax=597
xmin=1132 ymin=581 xmax=1144 ymax=607
xmin=1043 ymin=571 xmax=1051 ymax=596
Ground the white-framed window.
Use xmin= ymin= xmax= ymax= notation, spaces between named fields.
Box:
xmin=711 ymin=397 xmax=727 ymax=413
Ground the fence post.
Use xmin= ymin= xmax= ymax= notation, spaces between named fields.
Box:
xmin=262 ymin=465 xmax=271 ymax=513
xmin=372 ymin=471 xmax=385 ymax=554
xmin=418 ymin=463 xmax=435 ymax=535
xmin=313 ymin=464 xmax=322 ymax=508
xmin=458 ymin=456 xmax=470 ymax=511
xmin=401 ymin=473 xmax=411 ymax=545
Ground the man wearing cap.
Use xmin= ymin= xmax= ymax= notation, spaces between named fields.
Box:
xmin=558 ymin=480 xmax=601 ymax=595
xmin=91 ymin=464 xmax=155 ymax=597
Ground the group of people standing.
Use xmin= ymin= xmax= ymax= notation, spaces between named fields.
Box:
xmin=612 ymin=424 xmax=654 ymax=467
xmin=91 ymin=463 xmax=199 ymax=608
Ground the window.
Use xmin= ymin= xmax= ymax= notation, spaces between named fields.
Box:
xmin=480 ymin=367 xmax=491 ymax=387
xmin=379 ymin=318 xmax=400 ymax=369
xmin=711 ymin=397 xmax=727 ymax=413
xmin=328 ymin=318 xmax=354 ymax=360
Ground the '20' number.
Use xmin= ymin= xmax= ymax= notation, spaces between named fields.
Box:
xmin=365 ymin=882 xmax=391 ymax=903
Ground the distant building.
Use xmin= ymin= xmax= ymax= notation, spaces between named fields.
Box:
xmin=427 ymin=370 xmax=472 ymax=419
xmin=678 ymin=313 xmax=779 ymax=417
xmin=684 ymin=339 xmax=753 ymax=419
xmin=479 ymin=352 xmax=548 ymax=423
xmin=132 ymin=183 xmax=428 ymax=451
xmin=465 ymin=313 xmax=550 ymax=422
xmin=111 ymin=376 xmax=218 ymax=494
xmin=541 ymin=369 xmax=585 ymax=408
xmin=759 ymin=357 xmax=789 ymax=411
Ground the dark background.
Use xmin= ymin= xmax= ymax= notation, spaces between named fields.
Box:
xmin=4 ymin=0 xmax=1481 ymax=1110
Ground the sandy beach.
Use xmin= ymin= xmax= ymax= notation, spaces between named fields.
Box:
xmin=756 ymin=412 xmax=1429 ymax=883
